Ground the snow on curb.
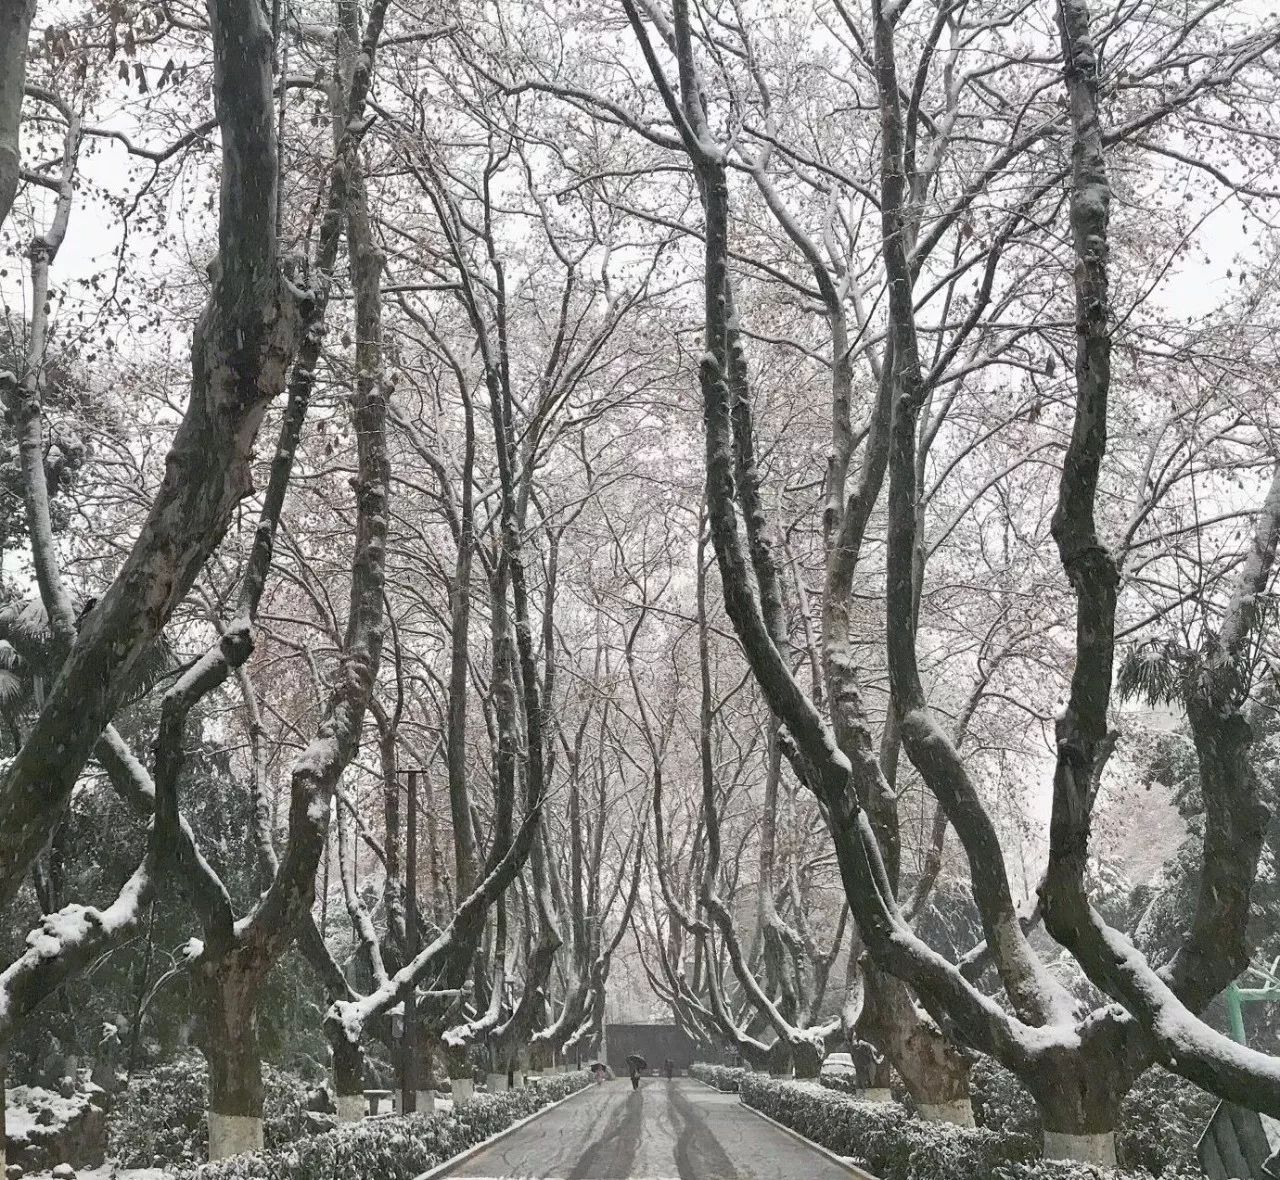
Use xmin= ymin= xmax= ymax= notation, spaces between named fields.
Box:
xmin=410 ymin=1078 xmax=594 ymax=1180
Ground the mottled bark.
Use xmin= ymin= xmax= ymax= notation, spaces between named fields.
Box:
xmin=871 ymin=0 xmax=1072 ymax=1031
xmin=1037 ymin=0 xmax=1280 ymax=1115
xmin=0 ymin=0 xmax=35 ymax=231
xmin=621 ymin=0 xmax=1098 ymax=1120
xmin=0 ymin=0 xmax=300 ymax=905
xmin=195 ymin=953 xmax=265 ymax=1158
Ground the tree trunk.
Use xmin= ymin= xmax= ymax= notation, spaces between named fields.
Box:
xmin=861 ymin=965 xmax=972 ymax=1124
xmin=1 ymin=1049 xmax=7 ymax=1177
xmin=444 ymin=1043 xmax=474 ymax=1104
xmin=529 ymin=1039 xmax=553 ymax=1072
xmin=791 ymin=1039 xmax=821 ymax=1080
xmin=1023 ymin=1041 xmax=1131 ymax=1164
xmin=0 ymin=0 xmax=35 ymax=230
xmin=330 ymin=1028 xmax=365 ymax=1124
xmin=765 ymin=1036 xmax=792 ymax=1078
xmin=197 ymin=962 xmax=265 ymax=1160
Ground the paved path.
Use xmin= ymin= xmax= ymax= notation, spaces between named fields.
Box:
xmin=443 ymin=1077 xmax=853 ymax=1179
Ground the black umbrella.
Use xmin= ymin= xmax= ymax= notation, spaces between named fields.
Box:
xmin=626 ymin=1054 xmax=648 ymax=1071
xmin=590 ymin=1061 xmax=607 ymax=1072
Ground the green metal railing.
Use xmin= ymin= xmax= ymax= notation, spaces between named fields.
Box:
xmin=1225 ymin=957 xmax=1280 ymax=1045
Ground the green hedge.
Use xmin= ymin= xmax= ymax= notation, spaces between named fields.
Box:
xmin=740 ymin=1075 xmax=1199 ymax=1180
xmin=816 ymin=1072 xmax=902 ymax=1101
xmin=689 ymin=1063 xmax=746 ymax=1092
xmin=741 ymin=1074 xmax=1038 ymax=1180
xmin=180 ymin=1071 xmax=591 ymax=1180
xmin=993 ymin=1161 xmax=1194 ymax=1180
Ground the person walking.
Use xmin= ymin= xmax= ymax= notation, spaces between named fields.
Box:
xmin=625 ymin=1052 xmax=647 ymax=1090
xmin=663 ymin=1058 xmax=674 ymax=1081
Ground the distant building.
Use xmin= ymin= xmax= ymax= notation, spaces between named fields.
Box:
xmin=602 ymin=1022 xmax=703 ymax=1074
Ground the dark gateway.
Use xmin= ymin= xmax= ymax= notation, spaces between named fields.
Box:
xmin=604 ymin=1022 xmax=700 ymax=1076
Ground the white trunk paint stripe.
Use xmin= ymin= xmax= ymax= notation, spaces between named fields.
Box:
xmin=450 ymin=1078 xmax=475 ymax=1104
xmin=917 ymin=1099 xmax=975 ymax=1127
xmin=335 ymin=1093 xmax=365 ymax=1123
xmin=208 ymin=1112 xmax=264 ymax=1161
xmin=1043 ymin=1130 xmax=1117 ymax=1165
xmin=856 ymin=1087 xmax=893 ymax=1103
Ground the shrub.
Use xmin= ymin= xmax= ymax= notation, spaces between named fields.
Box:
xmin=740 ymin=1074 xmax=1037 ymax=1180
xmin=995 ymin=1162 xmax=1162 ymax=1180
xmin=1116 ymin=1068 xmax=1215 ymax=1177
xmin=817 ymin=1072 xmax=871 ymax=1098
xmin=180 ymin=1072 xmax=591 ymax=1180
xmin=969 ymin=1054 xmax=1041 ymax=1139
xmin=109 ymin=1056 xmax=334 ymax=1168
xmin=689 ymin=1063 xmax=745 ymax=1092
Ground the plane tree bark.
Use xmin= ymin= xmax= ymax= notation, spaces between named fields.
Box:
xmin=1037 ymin=0 xmax=1280 ymax=1116
xmin=0 ymin=0 xmax=35 ymax=231
xmin=619 ymin=0 xmax=1160 ymax=1160
xmin=0 ymin=0 xmax=308 ymax=906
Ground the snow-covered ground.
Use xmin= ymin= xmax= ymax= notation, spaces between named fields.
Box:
xmin=6 ymin=1084 xmax=96 ymax=1145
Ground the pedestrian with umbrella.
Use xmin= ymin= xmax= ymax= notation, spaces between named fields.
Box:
xmin=626 ymin=1053 xmax=647 ymax=1091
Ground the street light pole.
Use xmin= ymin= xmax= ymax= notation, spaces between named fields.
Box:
xmin=402 ymin=768 xmax=420 ymax=1114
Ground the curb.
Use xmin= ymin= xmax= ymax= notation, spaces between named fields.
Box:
xmin=736 ymin=1093 xmax=880 ymax=1180
xmin=413 ymin=1076 xmax=594 ymax=1180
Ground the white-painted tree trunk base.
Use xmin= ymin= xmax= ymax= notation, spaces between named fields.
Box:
xmin=917 ymin=1099 xmax=974 ymax=1126
xmin=486 ymin=1072 xmax=509 ymax=1091
xmin=451 ymin=1078 xmax=475 ymax=1104
xmin=1043 ymin=1130 xmax=1117 ymax=1165
xmin=208 ymin=1112 xmax=264 ymax=1160
xmin=336 ymin=1093 xmax=365 ymax=1123
xmin=857 ymin=1087 xmax=894 ymax=1104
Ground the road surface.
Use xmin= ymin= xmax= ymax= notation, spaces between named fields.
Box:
xmin=442 ymin=1076 xmax=855 ymax=1179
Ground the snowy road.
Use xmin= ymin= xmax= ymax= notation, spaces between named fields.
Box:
xmin=441 ymin=1076 xmax=858 ymax=1179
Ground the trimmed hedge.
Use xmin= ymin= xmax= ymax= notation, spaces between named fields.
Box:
xmin=994 ymin=1162 xmax=1193 ymax=1180
xmin=741 ymin=1074 xmax=1038 ymax=1180
xmin=180 ymin=1071 xmax=591 ymax=1180
xmin=817 ymin=1072 xmax=892 ymax=1099
xmin=740 ymin=1075 xmax=1203 ymax=1180
xmin=689 ymin=1063 xmax=745 ymax=1092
